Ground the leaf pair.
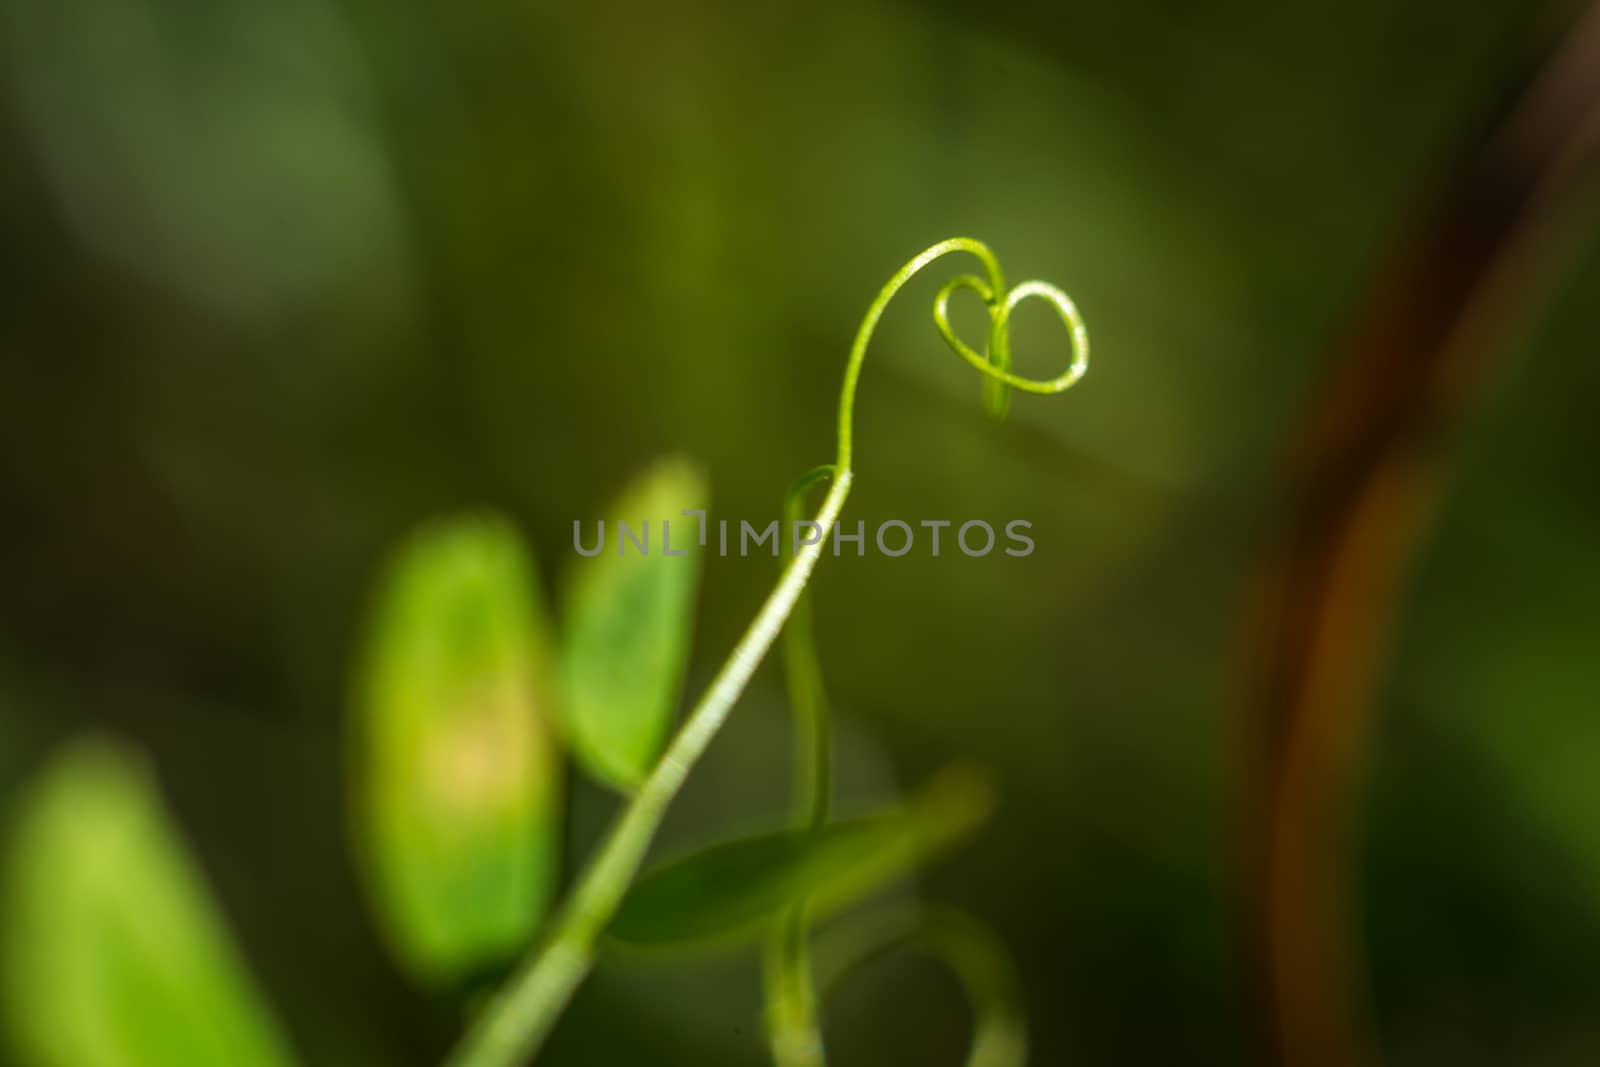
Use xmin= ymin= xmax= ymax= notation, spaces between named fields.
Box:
xmin=0 ymin=457 xmax=711 ymax=1067
xmin=349 ymin=459 xmax=706 ymax=986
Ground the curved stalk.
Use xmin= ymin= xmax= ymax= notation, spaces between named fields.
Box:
xmin=764 ymin=904 xmax=825 ymax=1067
xmin=444 ymin=237 xmax=1087 ymax=1067
xmin=818 ymin=907 xmax=1028 ymax=1067
xmin=763 ymin=467 xmax=839 ymax=1067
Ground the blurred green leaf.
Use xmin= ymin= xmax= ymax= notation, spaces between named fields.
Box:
xmin=2 ymin=737 xmax=297 ymax=1067
xmin=562 ymin=457 xmax=708 ymax=790
xmin=351 ymin=513 xmax=561 ymax=986
xmin=608 ymin=767 xmax=994 ymax=950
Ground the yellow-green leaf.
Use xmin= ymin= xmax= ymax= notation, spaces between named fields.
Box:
xmin=608 ymin=767 xmax=993 ymax=950
xmin=2 ymin=737 xmax=297 ymax=1067
xmin=351 ymin=513 xmax=561 ymax=986
xmin=562 ymin=457 xmax=708 ymax=789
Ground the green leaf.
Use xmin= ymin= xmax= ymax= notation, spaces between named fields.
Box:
xmin=2 ymin=737 xmax=297 ymax=1067
xmin=608 ymin=767 xmax=994 ymax=950
xmin=351 ymin=513 xmax=561 ymax=986
xmin=562 ymin=457 xmax=708 ymax=790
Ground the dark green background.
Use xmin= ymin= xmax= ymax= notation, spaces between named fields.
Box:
xmin=2 ymin=0 xmax=1598 ymax=1063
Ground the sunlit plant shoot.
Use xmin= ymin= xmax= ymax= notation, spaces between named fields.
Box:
xmin=1 ymin=238 xmax=1088 ymax=1067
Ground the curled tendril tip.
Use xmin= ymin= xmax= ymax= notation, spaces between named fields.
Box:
xmin=445 ymin=237 xmax=1088 ymax=1067
xmin=767 ymin=237 xmax=1085 ymax=1067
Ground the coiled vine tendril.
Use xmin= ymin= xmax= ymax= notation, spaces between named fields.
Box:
xmin=444 ymin=238 xmax=1089 ymax=1067
xmin=765 ymin=239 xmax=1085 ymax=1067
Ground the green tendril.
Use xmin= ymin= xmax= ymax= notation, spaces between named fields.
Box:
xmin=764 ymin=902 xmax=825 ymax=1067
xmin=762 ymin=241 xmax=1082 ymax=1067
xmin=764 ymin=467 xmax=837 ymax=1067
xmin=443 ymin=238 xmax=1087 ymax=1067
xmin=783 ymin=464 xmax=838 ymax=831
xmin=818 ymin=907 xmax=1028 ymax=1067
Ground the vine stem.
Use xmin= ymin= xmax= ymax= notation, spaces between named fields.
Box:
xmin=443 ymin=474 xmax=848 ymax=1067
xmin=816 ymin=906 xmax=1028 ymax=1067
xmin=764 ymin=904 xmax=825 ymax=1067
xmin=444 ymin=237 xmax=1082 ymax=1067
xmin=763 ymin=465 xmax=839 ymax=1067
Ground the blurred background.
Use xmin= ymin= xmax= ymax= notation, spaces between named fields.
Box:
xmin=1 ymin=0 xmax=1598 ymax=1064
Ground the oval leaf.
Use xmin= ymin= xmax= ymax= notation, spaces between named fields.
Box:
xmin=608 ymin=767 xmax=993 ymax=950
xmin=562 ymin=457 xmax=708 ymax=790
xmin=351 ymin=513 xmax=561 ymax=986
xmin=2 ymin=737 xmax=297 ymax=1067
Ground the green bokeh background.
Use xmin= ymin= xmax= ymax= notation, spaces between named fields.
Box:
xmin=2 ymin=0 xmax=1598 ymax=1063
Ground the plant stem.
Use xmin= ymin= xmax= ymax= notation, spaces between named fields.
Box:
xmin=444 ymin=476 xmax=849 ymax=1067
xmin=781 ymin=464 xmax=838 ymax=831
xmin=816 ymin=906 xmax=1028 ymax=1067
xmin=764 ymin=906 xmax=826 ymax=1067
xmin=443 ymin=236 xmax=1085 ymax=1067
xmin=763 ymin=468 xmax=837 ymax=1067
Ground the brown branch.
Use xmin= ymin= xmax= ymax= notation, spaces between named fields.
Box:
xmin=1240 ymin=7 xmax=1600 ymax=1067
